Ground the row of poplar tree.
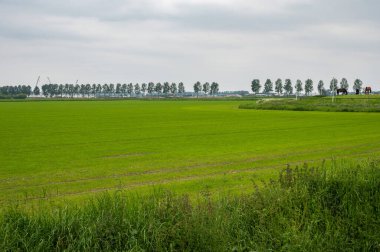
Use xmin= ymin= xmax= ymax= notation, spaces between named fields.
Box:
xmin=0 ymin=85 xmax=32 ymax=98
xmin=37 ymin=82 xmax=186 ymax=98
xmin=251 ymin=78 xmax=364 ymax=95
xmin=0 ymin=81 xmax=220 ymax=98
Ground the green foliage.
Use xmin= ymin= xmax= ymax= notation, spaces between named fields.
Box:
xmin=263 ymin=79 xmax=273 ymax=94
xmin=193 ymin=81 xmax=202 ymax=97
xmin=178 ymin=82 xmax=185 ymax=95
xmin=305 ymin=79 xmax=313 ymax=95
xmin=163 ymin=82 xmax=170 ymax=95
xmin=1 ymin=160 xmax=379 ymax=251
xmin=284 ymin=79 xmax=293 ymax=95
xmin=210 ymin=82 xmax=219 ymax=96
xmin=155 ymin=82 xmax=162 ymax=95
xmin=353 ymin=79 xmax=363 ymax=92
xmin=275 ymin=78 xmax=283 ymax=94
xmin=340 ymin=78 xmax=349 ymax=89
xmin=202 ymin=82 xmax=210 ymax=95
xmin=251 ymin=79 xmax=261 ymax=93
xmin=295 ymin=79 xmax=303 ymax=94
xmin=330 ymin=78 xmax=338 ymax=92
xmin=147 ymin=82 xmax=155 ymax=95
xmin=170 ymin=83 xmax=177 ymax=95
xmin=317 ymin=80 xmax=324 ymax=95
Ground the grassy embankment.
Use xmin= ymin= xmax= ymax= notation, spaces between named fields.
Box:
xmin=239 ymin=95 xmax=380 ymax=112
xmin=1 ymin=159 xmax=379 ymax=251
xmin=1 ymin=100 xmax=380 ymax=208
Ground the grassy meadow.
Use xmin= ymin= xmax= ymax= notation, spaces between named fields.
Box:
xmin=1 ymin=99 xmax=380 ymax=208
xmin=1 ymin=98 xmax=380 ymax=250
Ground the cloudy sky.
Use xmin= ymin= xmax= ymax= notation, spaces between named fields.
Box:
xmin=0 ymin=0 xmax=379 ymax=91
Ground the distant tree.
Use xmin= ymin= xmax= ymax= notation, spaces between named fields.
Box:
xmin=120 ymin=84 xmax=126 ymax=97
xmin=202 ymin=82 xmax=210 ymax=96
xmin=41 ymin=84 xmax=48 ymax=97
xmin=275 ymin=78 xmax=283 ymax=95
xmin=91 ymin=84 xmax=96 ymax=97
xmin=295 ymin=80 xmax=303 ymax=96
xmin=127 ymin=83 xmax=134 ymax=97
xmin=263 ymin=79 xmax=273 ymax=94
xmin=63 ymin=84 xmax=69 ymax=97
xmin=52 ymin=84 xmax=59 ymax=97
xmin=68 ymin=84 xmax=75 ymax=98
xmin=330 ymin=78 xmax=338 ymax=94
xmin=33 ymin=86 xmax=40 ymax=96
xmin=251 ymin=79 xmax=261 ymax=94
xmin=57 ymin=84 xmax=63 ymax=98
xmin=74 ymin=84 xmax=80 ymax=97
xmin=85 ymin=84 xmax=91 ymax=97
xmin=305 ymin=79 xmax=313 ymax=96
xmin=340 ymin=78 xmax=349 ymax=90
xmin=116 ymin=83 xmax=122 ymax=96
xmin=96 ymin=84 xmax=102 ymax=96
xmin=134 ymin=83 xmax=140 ymax=96
xmin=178 ymin=82 xmax=185 ymax=96
xmin=26 ymin=85 xmax=32 ymax=96
xmin=80 ymin=84 xmax=86 ymax=97
xmin=102 ymin=84 xmax=108 ymax=96
xmin=193 ymin=81 xmax=202 ymax=98
xmin=148 ymin=82 xmax=155 ymax=96
xmin=155 ymin=82 xmax=162 ymax=97
xmin=353 ymin=79 xmax=363 ymax=93
xmin=210 ymin=82 xmax=219 ymax=96
xmin=170 ymin=83 xmax=177 ymax=96
xmin=141 ymin=83 xmax=147 ymax=96
xmin=284 ymin=79 xmax=293 ymax=95
xmin=163 ymin=82 xmax=170 ymax=96
xmin=317 ymin=80 xmax=324 ymax=95
xmin=109 ymin=84 xmax=115 ymax=96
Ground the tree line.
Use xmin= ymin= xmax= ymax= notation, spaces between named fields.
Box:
xmin=251 ymin=78 xmax=364 ymax=96
xmin=0 ymin=85 xmax=32 ymax=98
xmin=0 ymin=81 xmax=220 ymax=99
xmin=193 ymin=82 xmax=219 ymax=97
xmin=37 ymin=82 xmax=188 ymax=98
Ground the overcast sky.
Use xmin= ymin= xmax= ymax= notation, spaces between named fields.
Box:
xmin=0 ymin=0 xmax=379 ymax=91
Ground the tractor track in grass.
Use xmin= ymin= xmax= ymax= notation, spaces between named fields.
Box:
xmin=3 ymin=120 xmax=373 ymax=156
xmin=1 ymin=150 xmax=379 ymax=205
xmin=0 ymin=141 xmax=376 ymax=188
xmin=1 ymin=143 xmax=379 ymax=192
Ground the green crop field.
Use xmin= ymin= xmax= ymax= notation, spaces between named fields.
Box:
xmin=1 ymin=99 xmax=380 ymax=208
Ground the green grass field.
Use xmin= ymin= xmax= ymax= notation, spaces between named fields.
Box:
xmin=1 ymin=99 xmax=380 ymax=208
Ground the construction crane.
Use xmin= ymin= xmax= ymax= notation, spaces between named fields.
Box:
xmin=35 ymin=76 xmax=40 ymax=88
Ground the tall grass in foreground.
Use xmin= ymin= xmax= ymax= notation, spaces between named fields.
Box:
xmin=1 ymin=160 xmax=379 ymax=251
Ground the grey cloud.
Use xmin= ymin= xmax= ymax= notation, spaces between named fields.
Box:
xmin=0 ymin=0 xmax=379 ymax=90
